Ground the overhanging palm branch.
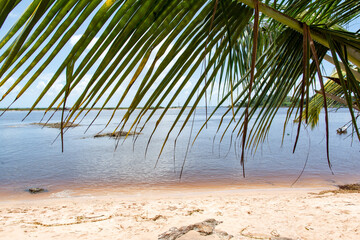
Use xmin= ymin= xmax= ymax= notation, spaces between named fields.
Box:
xmin=0 ymin=0 xmax=360 ymax=173
xmin=302 ymin=70 xmax=360 ymax=129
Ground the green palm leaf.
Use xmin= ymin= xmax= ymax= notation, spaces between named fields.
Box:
xmin=1 ymin=0 xmax=360 ymax=173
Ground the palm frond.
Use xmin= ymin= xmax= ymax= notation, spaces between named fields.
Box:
xmin=1 ymin=0 xmax=360 ymax=172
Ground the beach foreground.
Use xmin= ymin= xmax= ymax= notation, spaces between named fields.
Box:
xmin=0 ymin=188 xmax=359 ymax=240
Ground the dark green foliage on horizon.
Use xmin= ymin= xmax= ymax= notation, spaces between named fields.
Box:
xmin=232 ymin=95 xmax=302 ymax=108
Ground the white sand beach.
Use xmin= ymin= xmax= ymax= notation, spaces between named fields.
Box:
xmin=0 ymin=187 xmax=359 ymax=240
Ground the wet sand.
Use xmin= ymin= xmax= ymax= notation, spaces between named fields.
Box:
xmin=0 ymin=186 xmax=359 ymax=240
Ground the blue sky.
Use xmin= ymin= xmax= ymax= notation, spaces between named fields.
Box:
xmin=0 ymin=1 xmax=359 ymax=109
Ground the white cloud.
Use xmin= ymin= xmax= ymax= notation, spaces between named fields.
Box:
xmin=47 ymin=82 xmax=64 ymax=96
xmin=35 ymin=73 xmax=65 ymax=97
xmin=69 ymin=35 xmax=82 ymax=46
xmin=87 ymin=38 xmax=99 ymax=49
xmin=174 ymin=77 xmax=192 ymax=90
xmin=184 ymin=81 xmax=192 ymax=90
xmin=99 ymin=45 xmax=110 ymax=60
xmin=69 ymin=35 xmax=99 ymax=50
xmin=36 ymin=81 xmax=46 ymax=90
xmin=38 ymin=73 xmax=94 ymax=97
xmin=0 ymin=77 xmax=16 ymax=96
xmin=72 ymin=74 xmax=92 ymax=95
xmin=9 ymin=12 xmax=19 ymax=18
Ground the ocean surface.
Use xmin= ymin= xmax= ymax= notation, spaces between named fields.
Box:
xmin=0 ymin=108 xmax=359 ymax=197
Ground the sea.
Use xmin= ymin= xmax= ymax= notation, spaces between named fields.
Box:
xmin=0 ymin=108 xmax=359 ymax=198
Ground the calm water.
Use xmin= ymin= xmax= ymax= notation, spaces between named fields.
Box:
xmin=0 ymin=108 xmax=359 ymax=196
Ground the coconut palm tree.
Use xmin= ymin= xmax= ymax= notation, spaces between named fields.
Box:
xmin=0 ymin=0 xmax=359 ymax=174
xmin=301 ymin=70 xmax=360 ymax=129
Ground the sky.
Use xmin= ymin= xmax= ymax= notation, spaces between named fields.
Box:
xmin=0 ymin=1 xmax=359 ymax=109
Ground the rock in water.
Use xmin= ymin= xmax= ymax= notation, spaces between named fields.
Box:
xmin=30 ymin=122 xmax=79 ymax=129
xmin=94 ymin=131 xmax=139 ymax=138
xmin=337 ymin=126 xmax=348 ymax=134
xmin=28 ymin=188 xmax=46 ymax=194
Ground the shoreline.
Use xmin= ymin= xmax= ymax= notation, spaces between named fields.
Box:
xmin=0 ymin=184 xmax=335 ymax=203
xmin=1 ymin=186 xmax=359 ymax=239
xmin=0 ymin=177 xmax=346 ymax=202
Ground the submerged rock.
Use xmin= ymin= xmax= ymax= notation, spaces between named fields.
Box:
xmin=28 ymin=188 xmax=46 ymax=194
xmin=94 ymin=131 xmax=139 ymax=138
xmin=30 ymin=122 xmax=79 ymax=129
